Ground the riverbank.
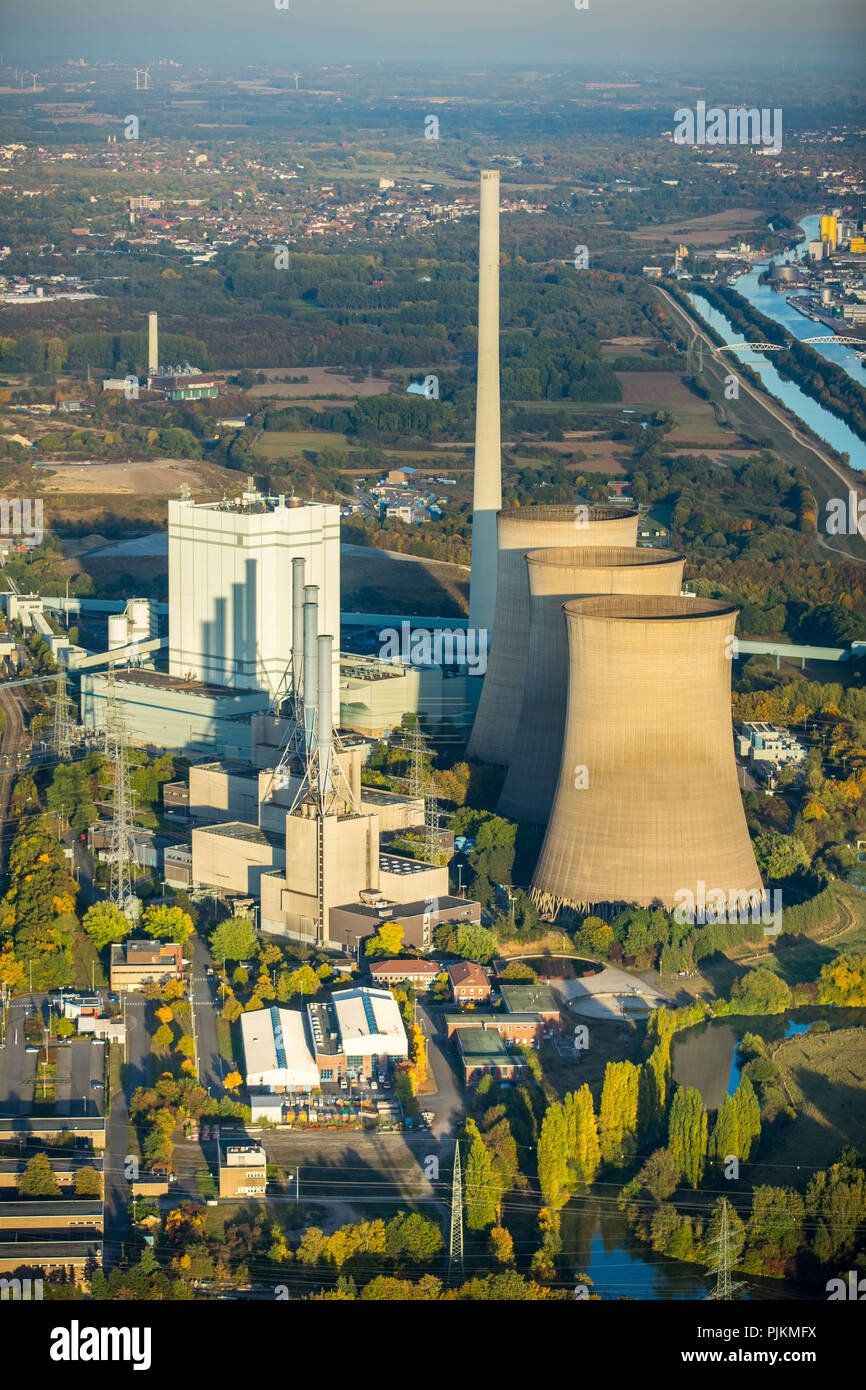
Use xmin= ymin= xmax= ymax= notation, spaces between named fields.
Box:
xmin=652 ymin=284 xmax=866 ymax=564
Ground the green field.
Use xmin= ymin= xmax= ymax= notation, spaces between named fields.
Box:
xmin=253 ymin=429 xmax=351 ymax=458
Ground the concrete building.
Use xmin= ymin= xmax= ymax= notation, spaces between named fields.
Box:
xmin=188 ymin=760 xmax=260 ymax=821
xmin=339 ymin=653 xmax=451 ymax=735
xmin=498 ymin=546 xmax=684 ymax=824
xmin=532 ymin=596 xmax=764 ymax=917
xmin=192 ymin=821 xmax=285 ymax=896
xmin=168 ymin=489 xmax=340 ymax=706
xmin=737 ymin=722 xmax=807 ymax=768
xmin=218 ymin=1142 xmax=267 ymax=1199
xmin=468 ymin=169 xmax=502 ymax=641
xmin=109 ymin=939 xmax=184 ymax=993
xmin=499 ymin=982 xmax=563 ymax=1030
xmin=0 ymin=1117 xmax=105 ymax=1151
xmin=328 ymin=893 xmax=479 ymax=954
xmin=448 ymin=960 xmax=491 ymax=1005
xmin=0 ymin=1200 xmax=102 ymax=1235
xmin=467 ymin=507 xmax=639 ymax=767
xmin=80 ymin=667 xmax=269 ymax=760
xmin=309 ymin=987 xmax=408 ymax=1084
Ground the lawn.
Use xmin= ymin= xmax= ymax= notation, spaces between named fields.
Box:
xmin=749 ymin=1027 xmax=866 ymax=1184
xmin=253 ymin=429 xmax=350 ymax=458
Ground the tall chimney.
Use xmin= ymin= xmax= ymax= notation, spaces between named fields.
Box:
xmin=292 ymin=557 xmax=306 ymax=705
xmin=316 ymin=634 xmax=335 ymax=805
xmin=468 ymin=169 xmax=502 ymax=641
xmin=303 ymin=584 xmax=318 ymax=753
xmin=148 ymin=311 xmax=158 ymax=378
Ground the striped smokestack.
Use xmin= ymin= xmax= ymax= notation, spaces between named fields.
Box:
xmin=468 ymin=169 xmax=502 ymax=641
xmin=148 ymin=311 xmax=158 ymax=377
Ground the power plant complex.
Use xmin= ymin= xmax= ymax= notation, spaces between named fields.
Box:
xmin=54 ymin=169 xmax=761 ymax=946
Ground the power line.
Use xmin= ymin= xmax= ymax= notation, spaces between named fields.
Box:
xmin=448 ymin=1139 xmax=463 ymax=1283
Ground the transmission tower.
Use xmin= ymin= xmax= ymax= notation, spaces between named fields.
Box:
xmin=704 ymin=1198 xmax=745 ymax=1300
xmin=424 ymin=781 xmax=440 ymax=864
xmin=51 ymin=666 xmax=74 ymax=760
xmin=104 ymin=664 xmax=136 ymax=911
xmin=448 ymin=1140 xmax=464 ymax=1283
xmin=406 ymin=718 xmax=426 ymax=801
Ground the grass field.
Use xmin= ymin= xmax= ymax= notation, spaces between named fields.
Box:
xmin=750 ymin=1027 xmax=866 ymax=1183
xmin=253 ymin=429 xmax=350 ymax=458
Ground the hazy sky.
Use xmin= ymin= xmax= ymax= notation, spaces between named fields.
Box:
xmin=2 ymin=0 xmax=864 ymax=71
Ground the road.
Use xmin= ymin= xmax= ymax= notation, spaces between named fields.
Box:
xmin=0 ymin=684 xmax=25 ymax=880
xmin=0 ymin=994 xmax=41 ymax=1115
xmin=416 ymin=1002 xmax=463 ymax=1141
xmin=103 ymin=994 xmax=147 ymax=1272
xmin=191 ymin=933 xmax=224 ymax=1097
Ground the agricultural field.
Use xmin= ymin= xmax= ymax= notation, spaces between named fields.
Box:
xmin=341 ymin=547 xmax=468 ymax=617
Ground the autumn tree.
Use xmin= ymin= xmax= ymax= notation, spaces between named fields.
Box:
xmin=364 ymin=921 xmax=404 ymax=960
xmin=538 ymin=1102 xmax=570 ymax=1212
xmin=598 ymin=1060 xmax=640 ymax=1166
xmin=142 ymin=903 xmax=194 ymax=944
xmin=82 ymin=901 xmax=131 ymax=952
xmin=20 ymin=1152 xmax=61 ymax=1198
xmin=463 ymin=1120 xmax=499 ymax=1231
xmin=564 ymin=1084 xmax=601 ymax=1188
xmin=667 ymin=1086 xmax=708 ymax=1189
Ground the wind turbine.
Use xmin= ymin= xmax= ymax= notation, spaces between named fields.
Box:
xmin=292 ymin=73 xmax=300 ymax=90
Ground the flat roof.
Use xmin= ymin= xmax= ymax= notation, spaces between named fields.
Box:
xmin=100 ymin=667 xmax=260 ymax=700
xmin=379 ymin=852 xmax=437 ymax=875
xmin=0 ymin=1240 xmax=101 ymax=1259
xmin=457 ymin=1028 xmax=512 ymax=1062
xmin=0 ymin=1201 xmax=102 ymax=1218
xmin=499 ymin=983 xmax=561 ymax=1015
xmin=197 ymin=821 xmax=281 ymax=847
xmin=193 ymin=759 xmax=261 ymax=779
xmin=333 ymin=895 xmax=471 ymax=922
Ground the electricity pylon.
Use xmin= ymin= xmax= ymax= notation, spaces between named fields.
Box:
xmin=705 ymin=1198 xmax=745 ymax=1300
xmin=448 ymin=1140 xmax=464 ymax=1283
xmin=406 ymin=718 xmax=426 ymax=801
xmin=424 ymin=781 xmax=440 ymax=865
xmin=104 ymin=664 xmax=136 ymax=911
xmin=51 ymin=666 xmax=74 ymax=760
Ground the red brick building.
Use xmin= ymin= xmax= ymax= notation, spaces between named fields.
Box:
xmin=447 ymin=960 xmax=491 ymax=1005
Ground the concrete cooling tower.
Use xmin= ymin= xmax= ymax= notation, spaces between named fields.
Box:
xmin=531 ymin=595 xmax=763 ymax=916
xmin=467 ymin=505 xmax=639 ymax=767
xmin=498 ymin=546 xmax=685 ymax=826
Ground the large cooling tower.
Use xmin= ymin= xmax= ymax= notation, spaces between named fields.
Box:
xmin=498 ymin=546 xmax=685 ymax=825
xmin=467 ymin=505 xmax=639 ymax=767
xmin=531 ymin=595 xmax=763 ymax=916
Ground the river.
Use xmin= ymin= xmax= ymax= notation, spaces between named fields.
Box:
xmin=685 ymin=214 xmax=866 ymax=471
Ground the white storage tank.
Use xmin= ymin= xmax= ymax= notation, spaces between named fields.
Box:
xmin=107 ymin=614 xmax=129 ymax=650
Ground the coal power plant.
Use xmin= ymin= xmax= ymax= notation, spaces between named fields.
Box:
xmin=497 ymin=546 xmax=685 ymax=826
xmin=466 ymin=505 xmax=639 ymax=767
xmin=530 ymin=595 xmax=763 ymax=918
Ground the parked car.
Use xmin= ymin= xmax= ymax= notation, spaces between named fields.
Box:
xmin=25 ymin=1045 xmax=38 ymax=1054
xmin=378 ymin=1073 xmax=386 ymax=1084
xmin=91 ymin=1080 xmax=104 ymax=1090
xmin=370 ymin=1081 xmax=378 ymax=1091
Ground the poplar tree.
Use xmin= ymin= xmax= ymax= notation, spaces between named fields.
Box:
xmin=668 ymin=1086 xmax=708 ymax=1189
xmin=464 ymin=1119 xmax=500 ymax=1231
xmin=709 ymin=1093 xmax=741 ymax=1164
xmin=734 ymin=1076 xmax=762 ymax=1158
xmin=566 ymin=1084 xmax=601 ymax=1188
xmin=538 ymin=1103 xmax=570 ymax=1211
xmin=599 ymin=1060 xmax=640 ymax=1166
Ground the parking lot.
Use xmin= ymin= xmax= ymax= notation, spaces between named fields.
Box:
xmin=0 ymin=996 xmax=105 ymax=1118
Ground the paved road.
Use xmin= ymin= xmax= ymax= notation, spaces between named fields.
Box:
xmin=191 ymin=933 xmax=224 ymax=1097
xmin=416 ymin=1002 xmax=463 ymax=1141
xmin=103 ymin=995 xmax=147 ymax=1272
xmin=0 ymin=685 xmax=25 ymax=880
xmin=0 ymin=995 xmax=41 ymax=1115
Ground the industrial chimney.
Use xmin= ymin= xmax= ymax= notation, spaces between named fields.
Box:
xmin=498 ymin=546 xmax=685 ymax=826
xmin=302 ymin=583 xmax=318 ymax=754
xmin=316 ymin=633 xmax=335 ymax=807
xmin=468 ymin=170 xmax=502 ymax=641
xmin=292 ymin=557 xmax=306 ymax=708
xmin=467 ymin=505 xmax=639 ymax=767
xmin=148 ymin=310 xmax=158 ymax=378
xmin=531 ymin=595 xmax=763 ymax=917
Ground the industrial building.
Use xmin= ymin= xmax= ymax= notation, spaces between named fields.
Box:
xmin=467 ymin=506 xmax=639 ymax=767
xmin=498 ymin=546 xmax=685 ymax=824
xmin=79 ymin=667 xmax=269 ymax=761
xmin=457 ymin=1028 xmax=528 ymax=1088
xmin=531 ymin=596 xmax=764 ymax=917
xmin=240 ymin=988 xmax=408 ymax=1092
xmin=736 ymin=722 xmax=807 ymax=768
xmin=109 ymin=939 xmax=184 ymax=992
xmin=168 ymin=485 xmax=340 ymax=705
xmin=218 ymin=1142 xmax=267 ymax=1199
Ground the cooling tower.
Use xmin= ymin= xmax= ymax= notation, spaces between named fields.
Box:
xmin=498 ymin=546 xmax=685 ymax=825
xmin=467 ymin=505 xmax=639 ymax=767
xmin=531 ymin=595 xmax=763 ymax=916
xmin=468 ymin=170 xmax=502 ymax=639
